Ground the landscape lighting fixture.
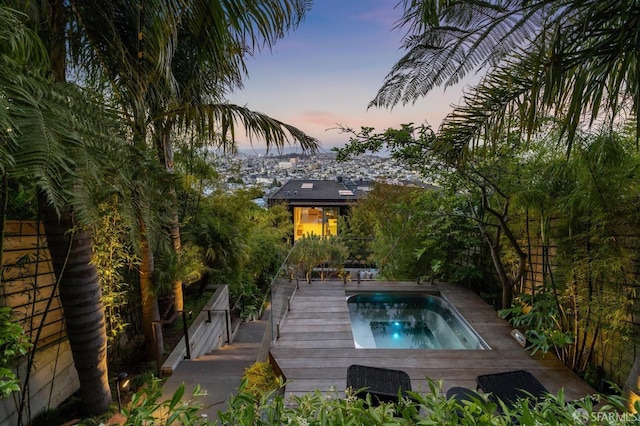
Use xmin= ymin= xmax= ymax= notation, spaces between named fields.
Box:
xmin=116 ymin=372 xmax=130 ymax=411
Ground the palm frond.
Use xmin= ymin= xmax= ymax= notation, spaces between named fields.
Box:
xmin=391 ymin=0 xmax=640 ymax=159
xmin=171 ymin=102 xmax=319 ymax=154
xmin=0 ymin=6 xmax=49 ymax=67
xmin=432 ymin=49 xmax=547 ymax=162
xmin=372 ymin=0 xmax=547 ymax=108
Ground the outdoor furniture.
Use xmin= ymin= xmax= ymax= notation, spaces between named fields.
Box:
xmin=476 ymin=370 xmax=550 ymax=410
xmin=346 ymin=364 xmax=412 ymax=405
xmin=447 ymin=386 xmax=482 ymax=404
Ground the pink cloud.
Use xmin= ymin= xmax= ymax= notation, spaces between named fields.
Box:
xmin=293 ymin=110 xmax=349 ymax=128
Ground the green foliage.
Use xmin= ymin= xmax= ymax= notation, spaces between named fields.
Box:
xmin=231 ymin=282 xmax=263 ymax=322
xmin=91 ymin=202 xmax=139 ymax=350
xmin=499 ymin=292 xmax=573 ymax=358
xmin=97 ymin=372 xmax=635 ymax=425
xmin=121 ymin=378 xmax=208 ymax=426
xmin=187 ymin=190 xmax=291 ymax=317
xmin=502 ymin=133 xmax=640 ymax=374
xmin=288 ymin=235 xmax=349 ymax=281
xmin=375 ymin=1 xmax=640 ymax=155
xmin=0 ymin=307 xmax=31 ymax=399
xmin=154 ymin=243 xmax=205 ymax=296
xmin=344 ymin=181 xmax=482 ymax=283
xmin=3 ymin=177 xmax=38 ymax=220
xmin=241 ymin=362 xmax=279 ymax=398
xmin=216 ymin=377 xmax=631 ymax=425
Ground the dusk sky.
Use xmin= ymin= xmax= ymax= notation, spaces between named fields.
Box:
xmin=227 ymin=0 xmax=474 ymax=154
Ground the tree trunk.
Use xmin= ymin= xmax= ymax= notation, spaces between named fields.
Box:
xmin=41 ymin=203 xmax=112 ymax=414
xmin=155 ymin=123 xmax=184 ymax=313
xmin=138 ymin=224 xmax=164 ymax=360
xmin=37 ymin=0 xmax=112 ymax=416
xmin=169 ymin=204 xmax=184 ymax=313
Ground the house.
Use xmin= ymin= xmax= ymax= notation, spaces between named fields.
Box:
xmin=267 ymin=178 xmax=368 ymax=240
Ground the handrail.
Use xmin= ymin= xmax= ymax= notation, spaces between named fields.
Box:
xmin=268 ymin=241 xmax=299 ymax=343
xmin=152 ymin=310 xmax=192 ymax=377
xmin=268 ymin=239 xmax=299 ymax=290
xmin=205 ymin=309 xmax=231 ymax=344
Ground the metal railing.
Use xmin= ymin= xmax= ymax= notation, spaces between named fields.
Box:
xmin=205 ymin=308 xmax=231 ymax=344
xmin=152 ymin=310 xmax=192 ymax=377
xmin=268 ymin=242 xmax=300 ymax=343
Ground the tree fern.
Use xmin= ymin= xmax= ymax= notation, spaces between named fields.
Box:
xmin=375 ymin=0 xmax=640 ymax=154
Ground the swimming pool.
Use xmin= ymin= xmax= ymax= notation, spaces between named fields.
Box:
xmin=347 ymin=292 xmax=489 ymax=350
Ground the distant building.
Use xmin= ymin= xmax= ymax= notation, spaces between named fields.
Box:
xmin=268 ymin=178 xmax=368 ymax=240
xmin=255 ymin=177 xmax=272 ymax=185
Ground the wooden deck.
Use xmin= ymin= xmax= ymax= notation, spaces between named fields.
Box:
xmin=269 ymin=280 xmax=596 ymax=400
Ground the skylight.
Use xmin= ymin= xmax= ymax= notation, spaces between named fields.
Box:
xmin=301 ymin=183 xmax=314 ymax=189
xmin=339 ymin=190 xmax=354 ymax=196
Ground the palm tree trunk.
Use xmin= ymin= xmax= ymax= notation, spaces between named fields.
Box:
xmin=169 ymin=204 xmax=184 ymax=313
xmin=138 ymin=222 xmax=164 ymax=360
xmin=38 ymin=0 xmax=111 ymax=415
xmin=155 ymin=124 xmax=184 ymax=313
xmin=135 ymin=244 xmax=166 ymax=353
xmin=40 ymin=202 xmax=111 ymax=414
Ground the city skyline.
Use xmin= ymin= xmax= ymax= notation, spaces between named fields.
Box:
xmin=227 ymin=0 xmax=476 ymax=154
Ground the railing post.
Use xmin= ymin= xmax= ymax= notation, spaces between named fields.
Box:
xmin=182 ymin=310 xmax=192 ymax=360
xmin=225 ymin=309 xmax=231 ymax=343
xmin=152 ymin=321 xmax=161 ymax=377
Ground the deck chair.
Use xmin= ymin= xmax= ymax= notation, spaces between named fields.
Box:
xmin=346 ymin=364 xmax=412 ymax=406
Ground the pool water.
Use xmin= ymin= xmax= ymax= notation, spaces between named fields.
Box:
xmin=347 ymin=293 xmax=489 ymax=350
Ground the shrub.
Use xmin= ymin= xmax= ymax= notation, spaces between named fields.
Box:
xmin=0 ymin=307 xmax=31 ymax=398
xmin=241 ymin=362 xmax=279 ymax=398
xmin=117 ymin=375 xmax=638 ymax=425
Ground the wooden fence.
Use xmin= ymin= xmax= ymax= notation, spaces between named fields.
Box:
xmin=1 ymin=220 xmax=67 ymax=348
xmin=0 ymin=220 xmax=78 ymax=424
xmin=518 ymin=231 xmax=639 ymax=388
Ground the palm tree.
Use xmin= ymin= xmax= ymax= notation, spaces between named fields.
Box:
xmin=0 ymin=6 xmax=123 ymax=417
xmin=66 ymin=0 xmax=317 ymax=359
xmin=149 ymin=0 xmax=317 ymax=316
xmin=372 ymin=0 xmax=640 ymax=410
xmin=9 ymin=0 xmax=317 ymax=366
xmin=373 ymin=1 xmax=640 ymax=152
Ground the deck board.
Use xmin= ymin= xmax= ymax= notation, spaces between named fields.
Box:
xmin=270 ymin=280 xmax=596 ymax=401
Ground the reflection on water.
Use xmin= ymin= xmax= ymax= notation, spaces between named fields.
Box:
xmin=348 ymin=293 xmax=487 ymax=350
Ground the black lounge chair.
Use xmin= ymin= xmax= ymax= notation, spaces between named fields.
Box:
xmin=446 ymin=386 xmax=486 ymax=416
xmin=476 ymin=370 xmax=550 ymax=410
xmin=346 ymin=364 xmax=412 ymax=406
xmin=447 ymin=386 xmax=483 ymax=404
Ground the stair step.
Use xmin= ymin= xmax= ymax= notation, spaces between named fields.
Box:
xmin=197 ymin=352 xmax=257 ymax=362
xmin=219 ymin=342 xmax=261 ymax=350
xmin=194 ymin=340 xmax=261 ymax=361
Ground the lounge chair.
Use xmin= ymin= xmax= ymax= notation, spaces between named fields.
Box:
xmin=476 ymin=370 xmax=549 ymax=410
xmin=346 ymin=364 xmax=412 ymax=406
